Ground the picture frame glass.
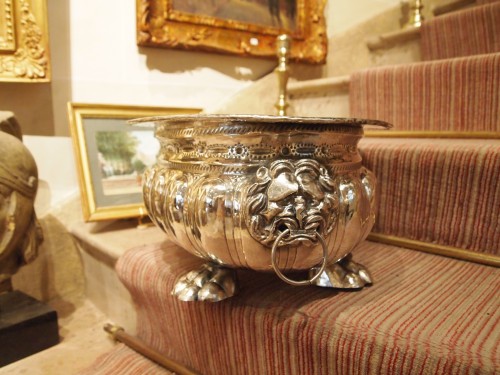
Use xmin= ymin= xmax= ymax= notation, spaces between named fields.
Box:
xmin=83 ymin=119 xmax=158 ymax=208
xmin=170 ymin=0 xmax=298 ymax=33
xmin=69 ymin=104 xmax=201 ymax=221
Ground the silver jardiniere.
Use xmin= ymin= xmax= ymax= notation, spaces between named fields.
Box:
xmin=135 ymin=115 xmax=390 ymax=302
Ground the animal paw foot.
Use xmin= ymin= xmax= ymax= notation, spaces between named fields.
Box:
xmin=172 ymin=263 xmax=238 ymax=302
xmin=310 ymin=253 xmax=372 ymax=289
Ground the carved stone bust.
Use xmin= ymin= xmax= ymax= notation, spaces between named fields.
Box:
xmin=0 ymin=113 xmax=43 ymax=293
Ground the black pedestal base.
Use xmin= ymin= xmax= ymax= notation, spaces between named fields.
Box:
xmin=0 ymin=291 xmax=59 ymax=367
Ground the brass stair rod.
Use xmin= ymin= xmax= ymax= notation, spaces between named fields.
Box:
xmin=275 ymin=34 xmax=291 ymax=116
xmin=104 ymin=323 xmax=199 ymax=375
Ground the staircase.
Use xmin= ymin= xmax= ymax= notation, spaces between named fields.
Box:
xmin=5 ymin=1 xmax=498 ymax=374
xmin=73 ymin=2 xmax=500 ymax=374
xmin=351 ymin=1 xmax=500 ymax=265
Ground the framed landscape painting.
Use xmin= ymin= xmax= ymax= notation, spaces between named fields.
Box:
xmin=137 ymin=0 xmax=327 ymax=64
xmin=68 ymin=103 xmax=201 ymax=222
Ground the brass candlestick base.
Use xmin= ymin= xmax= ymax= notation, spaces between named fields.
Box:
xmin=404 ymin=0 xmax=424 ymax=28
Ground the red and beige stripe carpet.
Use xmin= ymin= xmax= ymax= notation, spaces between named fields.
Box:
xmin=350 ymin=53 xmax=500 ymax=132
xmin=78 ymin=1 xmax=500 ymax=374
xmin=92 ymin=242 xmax=498 ymax=375
xmin=78 ymin=344 xmax=172 ymax=375
xmin=421 ymin=2 xmax=500 ymax=60
xmin=359 ymin=138 xmax=500 ymax=255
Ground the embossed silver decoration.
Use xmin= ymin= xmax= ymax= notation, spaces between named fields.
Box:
xmin=135 ymin=115 xmax=391 ymax=301
xmin=246 ymin=159 xmax=338 ymax=247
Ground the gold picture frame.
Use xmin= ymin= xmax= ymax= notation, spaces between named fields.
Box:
xmin=136 ymin=0 xmax=327 ymax=64
xmin=68 ymin=103 xmax=201 ymax=222
xmin=0 ymin=0 xmax=50 ymax=82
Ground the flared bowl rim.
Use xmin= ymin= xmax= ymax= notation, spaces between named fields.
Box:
xmin=129 ymin=114 xmax=392 ymax=129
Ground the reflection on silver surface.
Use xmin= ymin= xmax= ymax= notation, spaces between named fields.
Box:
xmin=271 ymin=229 xmax=329 ymax=286
xmin=172 ymin=263 xmax=238 ymax=302
xmin=140 ymin=115 xmax=389 ymax=300
xmin=310 ymin=253 xmax=372 ymax=289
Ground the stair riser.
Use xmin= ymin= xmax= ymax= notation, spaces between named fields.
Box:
xmin=421 ymin=2 xmax=500 ymax=60
xmin=76 ymin=240 xmax=137 ymax=334
xmin=360 ymin=139 xmax=500 ymax=256
xmin=289 ymin=92 xmax=349 ymax=117
xmin=350 ymin=53 xmax=500 ymax=133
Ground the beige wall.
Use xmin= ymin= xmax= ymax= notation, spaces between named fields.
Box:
xmin=327 ymin=0 xmax=400 ymax=36
xmin=0 ymin=0 xmax=402 ymax=136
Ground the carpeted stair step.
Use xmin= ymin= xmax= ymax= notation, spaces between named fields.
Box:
xmin=359 ymin=137 xmax=500 ymax=257
xmin=82 ymin=240 xmax=499 ymax=375
xmin=79 ymin=344 xmax=173 ymax=374
xmin=350 ymin=53 xmax=500 ymax=133
xmin=421 ymin=2 xmax=500 ymax=60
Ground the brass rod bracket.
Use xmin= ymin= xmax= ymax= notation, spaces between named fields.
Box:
xmin=103 ymin=323 xmax=199 ymax=374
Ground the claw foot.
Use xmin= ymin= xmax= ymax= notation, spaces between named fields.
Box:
xmin=309 ymin=253 xmax=372 ymax=289
xmin=172 ymin=263 xmax=238 ymax=302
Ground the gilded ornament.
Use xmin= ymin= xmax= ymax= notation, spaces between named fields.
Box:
xmin=0 ymin=0 xmax=50 ymax=82
xmin=136 ymin=0 xmax=328 ymax=64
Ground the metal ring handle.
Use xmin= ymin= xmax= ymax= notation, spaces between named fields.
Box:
xmin=271 ymin=229 xmax=329 ymax=286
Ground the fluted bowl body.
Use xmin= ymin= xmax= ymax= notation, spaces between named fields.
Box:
xmin=138 ymin=115 xmax=389 ymax=272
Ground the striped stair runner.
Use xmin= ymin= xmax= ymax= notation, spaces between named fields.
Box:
xmin=421 ymin=2 xmax=500 ymax=60
xmin=78 ymin=2 xmax=500 ymax=374
xmin=81 ymin=241 xmax=498 ymax=375
xmin=359 ymin=138 xmax=500 ymax=256
xmin=78 ymin=344 xmax=172 ymax=375
xmin=349 ymin=53 xmax=500 ymax=133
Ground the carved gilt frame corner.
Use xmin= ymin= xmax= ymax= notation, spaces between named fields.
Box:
xmin=136 ymin=0 xmax=327 ymax=64
xmin=0 ymin=0 xmax=50 ymax=82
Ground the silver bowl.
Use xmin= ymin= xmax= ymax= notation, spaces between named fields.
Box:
xmin=134 ymin=115 xmax=390 ymax=301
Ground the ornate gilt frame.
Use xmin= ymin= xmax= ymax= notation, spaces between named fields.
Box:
xmin=0 ymin=0 xmax=50 ymax=82
xmin=136 ymin=0 xmax=327 ymax=64
xmin=68 ymin=103 xmax=201 ymax=222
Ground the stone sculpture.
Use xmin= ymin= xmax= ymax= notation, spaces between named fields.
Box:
xmin=0 ymin=113 xmax=58 ymax=367
xmin=0 ymin=112 xmax=43 ymax=294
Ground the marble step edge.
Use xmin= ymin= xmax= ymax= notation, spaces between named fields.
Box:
xmin=70 ymin=219 xmax=169 ymax=267
xmin=366 ymin=27 xmax=421 ymax=52
xmin=288 ymin=75 xmax=350 ymax=96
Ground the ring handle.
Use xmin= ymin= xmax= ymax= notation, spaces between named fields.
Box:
xmin=271 ymin=229 xmax=329 ymax=286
